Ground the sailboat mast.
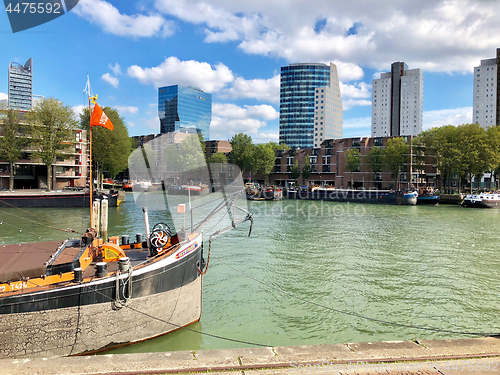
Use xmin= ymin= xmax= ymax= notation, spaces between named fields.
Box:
xmin=84 ymin=75 xmax=94 ymax=229
xmin=89 ymin=96 xmax=93 ymax=228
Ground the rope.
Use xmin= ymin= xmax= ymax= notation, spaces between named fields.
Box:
xmin=197 ymin=238 xmax=211 ymax=275
xmin=212 ymin=255 xmax=500 ymax=337
xmin=113 ymin=264 xmax=133 ymax=309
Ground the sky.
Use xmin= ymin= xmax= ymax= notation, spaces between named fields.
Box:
xmin=1 ymin=0 xmax=499 ymax=143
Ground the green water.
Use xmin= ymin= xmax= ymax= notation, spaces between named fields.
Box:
xmin=1 ymin=195 xmax=500 ymax=352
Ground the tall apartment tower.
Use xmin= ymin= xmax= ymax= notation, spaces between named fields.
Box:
xmin=158 ymin=85 xmax=212 ymax=140
xmin=8 ymin=58 xmax=33 ymax=111
xmin=371 ymin=62 xmax=423 ymax=137
xmin=279 ymin=62 xmax=342 ymax=149
xmin=472 ymin=48 xmax=500 ymax=129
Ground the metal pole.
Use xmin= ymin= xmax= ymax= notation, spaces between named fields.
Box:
xmin=143 ymin=207 xmax=150 ymax=255
xmin=89 ymin=100 xmax=93 ymax=228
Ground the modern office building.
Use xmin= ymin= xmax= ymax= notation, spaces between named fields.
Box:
xmin=279 ymin=62 xmax=342 ymax=149
xmin=8 ymin=58 xmax=33 ymax=111
xmin=158 ymin=85 xmax=211 ymax=140
xmin=372 ymin=62 xmax=423 ymax=137
xmin=473 ymin=48 xmax=500 ymax=129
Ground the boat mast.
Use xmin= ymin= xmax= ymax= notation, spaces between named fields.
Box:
xmin=84 ymin=75 xmax=94 ymax=229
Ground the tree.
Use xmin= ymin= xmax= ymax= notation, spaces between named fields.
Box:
xmin=290 ymin=159 xmax=301 ymax=180
xmin=230 ymin=133 xmax=254 ymax=178
xmin=251 ymin=143 xmax=275 ymax=177
xmin=268 ymin=142 xmax=291 ymax=151
xmin=456 ymin=123 xmax=489 ymax=192
xmin=209 ymin=152 xmax=227 ymax=164
xmin=365 ymin=146 xmax=383 ymax=188
xmin=80 ymin=106 xmax=133 ymax=183
xmin=27 ymin=98 xmax=77 ymax=191
xmin=383 ymin=137 xmax=409 ymax=191
xmin=178 ymin=134 xmax=206 ymax=172
xmin=0 ymin=109 xmax=27 ymax=190
xmin=302 ymin=155 xmax=311 ymax=183
xmin=345 ymin=148 xmax=361 ymax=189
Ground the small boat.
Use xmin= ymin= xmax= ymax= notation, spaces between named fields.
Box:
xmin=245 ymin=183 xmax=261 ymax=200
xmin=287 ymin=188 xmax=417 ymax=205
xmin=167 ymin=185 xmax=209 ymax=196
xmin=122 ymin=181 xmax=133 ymax=192
xmin=462 ymin=193 xmax=500 ymax=208
xmin=262 ymin=187 xmax=283 ymax=201
xmin=417 ymin=194 xmax=440 ymax=205
xmin=0 ymin=189 xmax=119 ymax=208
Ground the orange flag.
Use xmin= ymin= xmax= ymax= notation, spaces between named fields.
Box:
xmin=90 ymin=103 xmax=114 ymax=131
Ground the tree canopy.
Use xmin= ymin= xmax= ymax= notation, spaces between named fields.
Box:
xmin=0 ymin=109 xmax=26 ymax=190
xmin=27 ymin=98 xmax=77 ymax=190
xmin=230 ymin=133 xmax=254 ymax=175
xmin=345 ymin=148 xmax=361 ymax=188
xmin=383 ymin=137 xmax=409 ymax=190
xmin=80 ymin=106 xmax=133 ymax=179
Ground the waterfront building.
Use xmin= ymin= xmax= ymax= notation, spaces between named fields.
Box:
xmin=371 ymin=62 xmax=423 ymax=137
xmin=205 ymin=140 xmax=232 ymax=160
xmin=8 ymin=58 xmax=33 ymax=111
xmin=473 ymin=48 xmax=500 ymax=129
xmin=0 ymin=120 xmax=87 ymax=190
xmin=158 ymin=85 xmax=212 ymax=140
xmin=279 ymin=62 xmax=342 ymax=149
xmin=259 ymin=136 xmax=438 ymax=190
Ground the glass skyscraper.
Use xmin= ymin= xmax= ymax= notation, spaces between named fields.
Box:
xmin=279 ymin=63 xmax=342 ymax=149
xmin=8 ymin=58 xmax=33 ymax=111
xmin=158 ymin=85 xmax=212 ymax=140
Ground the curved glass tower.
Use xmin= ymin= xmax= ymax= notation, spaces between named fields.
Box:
xmin=279 ymin=63 xmax=342 ymax=149
xmin=158 ymin=85 xmax=211 ymax=140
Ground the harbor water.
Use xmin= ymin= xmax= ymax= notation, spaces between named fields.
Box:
xmin=1 ymin=195 xmax=499 ymax=353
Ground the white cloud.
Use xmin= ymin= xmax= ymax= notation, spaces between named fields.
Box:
xmin=74 ymin=0 xmax=175 ymax=38
xmin=253 ymin=132 xmax=279 ymax=144
xmin=127 ymin=57 xmax=234 ymax=92
xmin=423 ymin=107 xmax=473 ymax=130
xmin=152 ymin=0 xmax=500 ymax=74
xmin=210 ymin=103 xmax=277 ymax=139
xmin=0 ymin=93 xmax=7 ymax=101
xmin=220 ymin=75 xmax=280 ymax=103
xmin=109 ymin=63 xmax=122 ymax=75
xmin=340 ymin=82 xmax=371 ymax=100
xmin=102 ymin=73 xmax=119 ymax=88
xmin=72 ymin=105 xmax=85 ymax=119
xmin=343 ymin=99 xmax=372 ymax=111
xmin=114 ymin=105 xmax=139 ymax=114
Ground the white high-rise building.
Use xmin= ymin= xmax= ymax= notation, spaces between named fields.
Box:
xmin=313 ymin=63 xmax=343 ymax=148
xmin=372 ymin=62 xmax=423 ymax=137
xmin=8 ymin=58 xmax=33 ymax=111
xmin=473 ymin=48 xmax=499 ymax=129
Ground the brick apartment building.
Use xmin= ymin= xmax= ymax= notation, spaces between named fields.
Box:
xmin=256 ymin=136 xmax=438 ymax=190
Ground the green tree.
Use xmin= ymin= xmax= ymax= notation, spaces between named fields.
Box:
xmin=230 ymin=133 xmax=254 ymax=178
xmin=178 ymin=134 xmax=206 ymax=172
xmin=383 ymin=137 xmax=409 ymax=191
xmin=456 ymin=123 xmax=489 ymax=192
xmin=365 ymin=146 xmax=383 ymax=188
xmin=0 ymin=109 xmax=27 ymax=190
xmin=290 ymin=159 xmax=301 ymax=180
xmin=209 ymin=152 xmax=227 ymax=164
xmin=251 ymin=143 xmax=275 ymax=177
xmin=302 ymin=155 xmax=311 ymax=183
xmin=27 ymin=98 xmax=77 ymax=191
xmin=345 ymin=148 xmax=361 ymax=189
xmin=268 ymin=142 xmax=291 ymax=151
xmin=80 ymin=106 xmax=133 ymax=182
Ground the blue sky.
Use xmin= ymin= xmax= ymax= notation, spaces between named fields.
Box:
xmin=1 ymin=0 xmax=499 ymax=143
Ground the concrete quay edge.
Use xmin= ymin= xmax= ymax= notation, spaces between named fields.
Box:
xmin=2 ymin=337 xmax=500 ymax=375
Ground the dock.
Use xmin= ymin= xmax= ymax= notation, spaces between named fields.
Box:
xmin=2 ymin=337 xmax=500 ymax=374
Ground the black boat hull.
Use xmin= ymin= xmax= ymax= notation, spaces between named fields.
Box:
xmin=0 ymin=237 xmax=203 ymax=359
xmin=0 ymin=191 xmax=118 ymax=208
xmin=287 ymin=189 xmax=417 ymax=205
